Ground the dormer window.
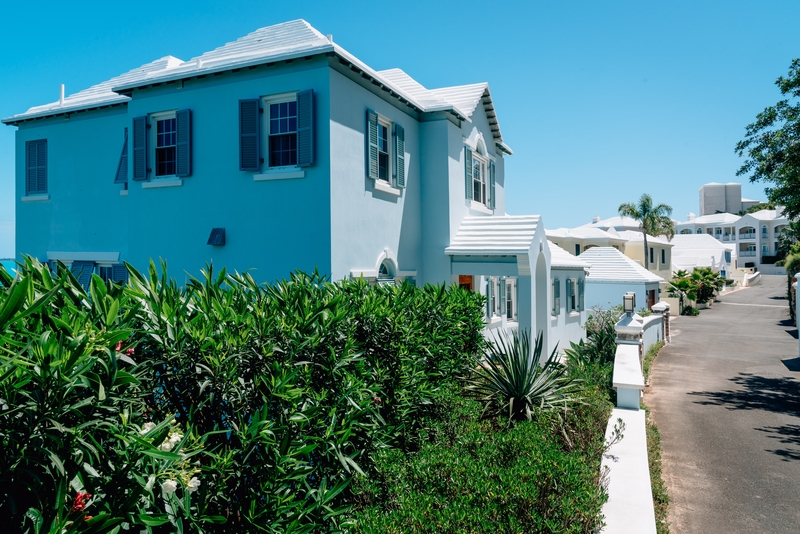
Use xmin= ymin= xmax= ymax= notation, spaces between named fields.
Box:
xmin=464 ymin=140 xmax=495 ymax=210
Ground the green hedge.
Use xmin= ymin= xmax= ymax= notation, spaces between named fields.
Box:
xmin=0 ymin=259 xmax=485 ymax=533
xmin=352 ymin=388 xmax=612 ymax=533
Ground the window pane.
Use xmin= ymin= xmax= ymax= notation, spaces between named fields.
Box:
xmin=288 ymin=100 xmax=296 ymax=116
xmin=289 ymin=117 xmax=297 ymax=132
xmin=269 ymin=133 xmax=297 ymax=167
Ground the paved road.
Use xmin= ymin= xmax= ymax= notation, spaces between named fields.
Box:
xmin=647 ymin=275 xmax=800 ymax=534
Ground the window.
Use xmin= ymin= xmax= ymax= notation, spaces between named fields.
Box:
xmin=463 ymin=144 xmax=495 ymax=208
xmin=566 ymin=278 xmax=576 ymax=312
xmin=114 ymin=128 xmax=128 ymax=186
xmin=268 ymin=99 xmax=298 ymax=167
xmin=153 ymin=113 xmax=177 ymax=176
xmin=661 ymin=249 xmax=666 ymax=265
xmin=505 ymin=279 xmax=515 ymax=320
xmin=239 ymin=91 xmax=313 ymax=172
xmin=25 ymin=139 xmax=47 ymax=195
xmin=132 ymin=110 xmax=192 ymax=181
xmin=649 ymin=247 xmax=654 ymax=265
xmin=575 ymin=244 xmax=581 ymax=256
xmin=472 ymin=152 xmax=487 ymax=204
xmin=366 ymin=109 xmax=405 ymax=189
xmin=696 ymin=228 xmax=702 ymax=234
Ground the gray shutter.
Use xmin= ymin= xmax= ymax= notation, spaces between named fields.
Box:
xmin=578 ymin=277 xmax=585 ymax=312
xmin=132 ymin=116 xmax=148 ymax=180
xmin=112 ymin=264 xmax=128 ymax=284
xmin=114 ymin=128 xmax=129 ymax=184
xmin=296 ymin=89 xmax=314 ymax=167
xmin=37 ymin=140 xmax=47 ymax=194
xmin=25 ymin=141 xmax=36 ymax=194
xmin=71 ymin=261 xmax=95 ymax=289
xmin=239 ymin=99 xmax=261 ymax=172
xmin=486 ymin=278 xmax=493 ymax=318
xmin=176 ymin=109 xmax=192 ymax=177
xmin=25 ymin=140 xmax=47 ymax=194
xmin=394 ymin=123 xmax=405 ymax=188
xmin=499 ymin=277 xmax=506 ymax=318
xmin=464 ymin=146 xmax=473 ymax=201
xmin=553 ymin=278 xmax=560 ymax=315
xmin=366 ymin=109 xmax=379 ymax=179
xmin=489 ymin=160 xmax=496 ymax=209
xmin=566 ymin=278 xmax=573 ymax=311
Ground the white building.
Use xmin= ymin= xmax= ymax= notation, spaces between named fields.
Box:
xmin=669 ymin=234 xmax=733 ymax=277
xmin=546 ymin=227 xmax=626 ymax=256
xmin=580 ymin=247 xmax=664 ymax=311
xmin=548 ymin=242 xmax=589 ymax=354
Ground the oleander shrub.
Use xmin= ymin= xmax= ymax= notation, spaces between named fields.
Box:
xmin=0 ymin=258 xmax=487 ymax=533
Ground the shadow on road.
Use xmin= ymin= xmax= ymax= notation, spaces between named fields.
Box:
xmin=778 ymin=319 xmax=799 ymax=339
xmin=688 ymin=373 xmax=800 ymax=418
xmin=755 ymin=424 xmax=800 ymax=462
xmin=783 ymin=358 xmax=800 ymax=372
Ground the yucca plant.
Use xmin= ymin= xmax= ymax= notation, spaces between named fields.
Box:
xmin=465 ymin=330 xmax=579 ymax=422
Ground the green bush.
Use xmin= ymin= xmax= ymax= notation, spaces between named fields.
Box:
xmin=351 ymin=388 xmax=612 ymax=533
xmin=0 ymin=259 xmax=487 ymax=533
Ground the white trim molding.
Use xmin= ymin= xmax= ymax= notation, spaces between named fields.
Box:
xmin=47 ymin=251 xmax=120 ymax=263
xmin=373 ymin=179 xmax=401 ymax=196
xmin=254 ymin=170 xmax=305 ymax=181
xmin=22 ymin=195 xmax=50 ymax=202
xmin=142 ymin=179 xmax=183 ymax=189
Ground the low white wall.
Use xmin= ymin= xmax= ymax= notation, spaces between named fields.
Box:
xmin=641 ymin=315 xmax=663 ymax=354
xmin=744 ymin=271 xmax=762 ymax=287
xmin=600 ymin=409 xmax=657 ymax=534
xmin=759 ymin=264 xmax=786 ymax=275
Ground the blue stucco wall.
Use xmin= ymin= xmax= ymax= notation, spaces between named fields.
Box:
xmin=328 ymin=69 xmax=421 ymax=280
xmin=585 ymin=281 xmax=661 ymax=311
xmin=15 ymin=106 xmax=130 ymax=262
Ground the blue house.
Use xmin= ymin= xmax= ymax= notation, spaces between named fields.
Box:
xmin=3 ymin=20 xmax=553 ymax=347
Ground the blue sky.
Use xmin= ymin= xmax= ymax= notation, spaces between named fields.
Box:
xmin=1 ymin=0 xmax=799 ymax=258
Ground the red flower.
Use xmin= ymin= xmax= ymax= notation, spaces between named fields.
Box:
xmin=71 ymin=492 xmax=91 ymax=513
xmin=84 ymin=515 xmax=93 ymax=521
xmin=115 ymin=341 xmax=123 ymax=351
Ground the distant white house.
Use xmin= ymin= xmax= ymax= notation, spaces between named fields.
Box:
xmin=580 ymin=215 xmax=642 ymax=232
xmin=580 ymin=247 xmax=664 ymax=311
xmin=548 ymin=242 xmax=589 ymax=354
xmin=669 ymin=234 xmax=733 ymax=276
xmin=546 ymin=227 xmax=626 ymax=256
xmin=613 ymin=230 xmax=674 ymax=282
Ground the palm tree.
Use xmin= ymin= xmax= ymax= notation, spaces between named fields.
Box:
xmin=618 ymin=194 xmax=675 ymax=269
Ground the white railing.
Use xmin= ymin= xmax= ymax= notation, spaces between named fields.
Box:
xmin=739 ymin=231 xmax=755 ymax=240
xmin=739 ymin=250 xmax=756 ymax=257
xmin=722 ymin=235 xmax=732 ymax=242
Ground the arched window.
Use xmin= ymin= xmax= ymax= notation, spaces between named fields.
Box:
xmin=696 ymin=228 xmax=702 ymax=234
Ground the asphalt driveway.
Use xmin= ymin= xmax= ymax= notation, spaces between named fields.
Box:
xmin=646 ymin=275 xmax=800 ymax=534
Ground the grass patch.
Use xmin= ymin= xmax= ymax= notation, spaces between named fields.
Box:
xmin=642 ymin=340 xmax=665 ymax=383
xmin=645 ymin=405 xmax=670 ymax=534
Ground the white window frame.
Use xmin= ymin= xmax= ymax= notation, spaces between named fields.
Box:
xmin=472 ymin=151 xmax=488 ymax=207
xmin=263 ymin=92 xmax=300 ymax=172
xmin=377 ymin=116 xmax=392 ymax=183
xmin=150 ymin=111 xmax=177 ymax=179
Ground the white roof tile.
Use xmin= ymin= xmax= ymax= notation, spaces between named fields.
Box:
xmin=2 ymin=57 xmax=183 ymax=124
xmin=446 ymin=216 xmax=541 ymax=256
xmin=5 ymin=20 xmax=512 ymax=153
xmin=579 ymin=215 xmax=642 ymax=230
xmin=580 ymin=247 xmax=664 ymax=284
xmin=669 ymin=234 xmax=732 ymax=271
xmin=546 ymin=227 xmax=627 ymax=244
xmin=549 ymin=242 xmax=590 ymax=269
xmin=614 ymin=230 xmax=674 ymax=246
xmin=677 ymin=212 xmax=740 ymax=225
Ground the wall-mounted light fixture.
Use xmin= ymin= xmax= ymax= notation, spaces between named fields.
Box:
xmin=207 ymin=228 xmax=226 ymax=246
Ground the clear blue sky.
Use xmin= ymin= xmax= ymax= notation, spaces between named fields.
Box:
xmin=1 ymin=0 xmax=799 ymax=258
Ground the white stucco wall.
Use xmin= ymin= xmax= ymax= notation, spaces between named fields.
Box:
xmin=549 ymin=268 xmax=587 ymax=354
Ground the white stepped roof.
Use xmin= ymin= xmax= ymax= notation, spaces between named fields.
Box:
xmin=546 ymin=227 xmax=627 ymax=244
xmin=580 ymin=215 xmax=642 ymax=230
xmin=6 ymin=20 xmax=511 ymax=152
xmin=746 ymin=209 xmax=786 ymax=221
xmin=2 ymin=57 xmax=183 ymax=124
xmin=678 ymin=212 xmax=740 ymax=225
xmin=669 ymin=234 xmax=731 ymax=271
xmin=580 ymin=247 xmax=664 ymax=284
xmin=615 ymin=230 xmax=674 ymax=246
xmin=549 ymin=242 xmax=590 ymax=269
xmin=445 ymin=216 xmax=541 ymax=256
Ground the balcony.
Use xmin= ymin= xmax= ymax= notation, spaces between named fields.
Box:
xmin=739 ymin=231 xmax=756 ymax=240
xmin=722 ymin=235 xmax=732 ymax=242
xmin=739 ymin=250 xmax=757 ymax=257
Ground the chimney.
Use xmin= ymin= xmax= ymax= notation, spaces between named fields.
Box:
xmin=687 ymin=212 xmax=695 ymax=221
xmin=327 ymin=34 xmax=333 ymax=43
xmin=59 ymin=84 xmax=65 ymax=106
xmin=592 ymin=216 xmax=600 ymax=224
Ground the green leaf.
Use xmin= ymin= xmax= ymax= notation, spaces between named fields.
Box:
xmin=201 ymin=515 xmax=228 ymax=524
xmin=48 ymin=451 xmax=65 ymax=477
xmin=141 ymin=449 xmax=182 ymax=461
xmin=134 ymin=513 xmax=171 ymax=526
xmin=24 ymin=508 xmax=42 ymax=534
